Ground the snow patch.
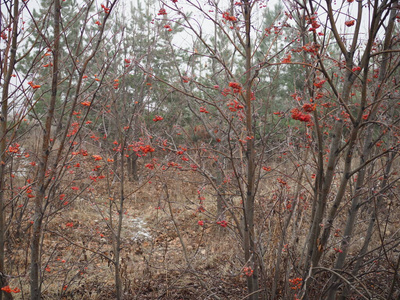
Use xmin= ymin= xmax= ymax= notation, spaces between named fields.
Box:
xmin=123 ymin=217 xmax=151 ymax=242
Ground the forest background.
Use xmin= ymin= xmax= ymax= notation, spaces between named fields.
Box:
xmin=1 ymin=0 xmax=400 ymax=299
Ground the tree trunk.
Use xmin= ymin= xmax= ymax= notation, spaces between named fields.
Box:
xmin=242 ymin=1 xmax=260 ymax=298
xmin=30 ymin=0 xmax=61 ymax=298
xmin=326 ymin=4 xmax=396 ymax=296
xmin=0 ymin=1 xmax=19 ymax=299
xmin=114 ymin=150 xmax=124 ymax=300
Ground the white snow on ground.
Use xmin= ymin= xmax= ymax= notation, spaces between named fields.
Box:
xmin=123 ymin=217 xmax=151 ymax=242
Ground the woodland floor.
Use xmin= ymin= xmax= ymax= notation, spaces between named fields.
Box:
xmin=8 ymin=165 xmax=400 ymax=299
xmin=10 ymin=169 xmax=252 ymax=300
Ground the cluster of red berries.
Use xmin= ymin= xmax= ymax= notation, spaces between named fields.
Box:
xmin=28 ymin=81 xmax=41 ymax=89
xmin=243 ymin=267 xmax=253 ymax=277
xmin=289 ymin=277 xmax=302 ymax=290
xmin=307 ymin=15 xmax=320 ymax=32
xmin=101 ymin=4 xmax=110 ymax=13
xmin=217 ymin=220 xmax=228 ymax=227
xmin=229 ymin=82 xmax=242 ymax=93
xmin=291 ymin=108 xmax=311 ymax=123
xmin=158 ymin=8 xmax=167 ymax=15
xmin=153 ymin=115 xmax=163 ymax=122
xmin=222 ymin=12 xmax=237 ymax=22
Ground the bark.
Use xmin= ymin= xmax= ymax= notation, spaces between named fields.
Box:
xmin=0 ymin=0 xmax=19 ymax=298
xmin=128 ymin=155 xmax=139 ymax=181
xmin=114 ymin=149 xmax=124 ymax=300
xmin=242 ymin=1 xmax=259 ymax=298
xmin=271 ymin=164 xmax=306 ymax=299
xmin=326 ymin=2 xmax=397 ymax=297
xmin=112 ymin=91 xmax=124 ymax=300
xmin=30 ymin=0 xmax=61 ymax=298
xmin=340 ymin=153 xmax=394 ymax=299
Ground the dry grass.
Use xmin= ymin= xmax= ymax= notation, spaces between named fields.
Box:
xmin=6 ymin=154 xmax=400 ymax=299
xmin=7 ymin=168 xmax=251 ymax=299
